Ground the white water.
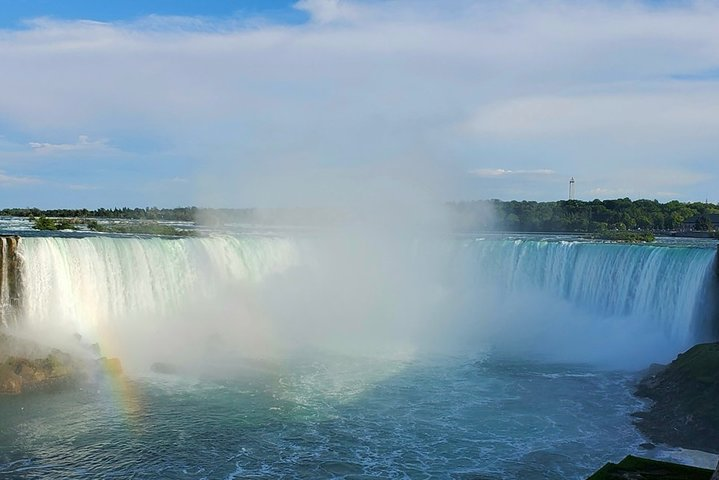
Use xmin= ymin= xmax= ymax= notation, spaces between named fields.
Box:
xmin=3 ymin=233 xmax=719 ymax=479
xmin=16 ymin=235 xmax=300 ymax=365
xmin=10 ymin=234 xmax=719 ymax=369
xmin=446 ymin=238 xmax=717 ymax=367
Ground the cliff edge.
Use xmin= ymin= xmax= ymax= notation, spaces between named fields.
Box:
xmin=633 ymin=342 xmax=719 ymax=454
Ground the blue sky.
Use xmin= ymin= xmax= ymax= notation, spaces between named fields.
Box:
xmin=0 ymin=1 xmax=302 ymax=27
xmin=0 ymin=0 xmax=718 ymax=208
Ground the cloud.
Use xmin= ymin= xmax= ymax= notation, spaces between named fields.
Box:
xmin=0 ymin=171 xmax=43 ymax=186
xmin=29 ymin=135 xmax=110 ymax=155
xmin=65 ymin=183 xmax=100 ymax=191
xmin=465 ymin=92 xmax=719 ymax=140
xmin=0 ymin=1 xmax=718 ymax=205
xmin=293 ymin=0 xmax=361 ymax=24
xmin=469 ymin=168 xmax=555 ymax=178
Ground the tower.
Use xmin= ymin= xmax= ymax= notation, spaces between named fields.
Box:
xmin=569 ymin=177 xmax=575 ymax=200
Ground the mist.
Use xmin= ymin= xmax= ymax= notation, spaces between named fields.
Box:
xmin=15 ymin=213 xmax=708 ymax=376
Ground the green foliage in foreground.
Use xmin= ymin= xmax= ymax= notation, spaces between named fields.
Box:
xmin=31 ymin=216 xmax=195 ymax=236
xmin=87 ymin=221 xmax=196 ymax=237
xmin=587 ymin=231 xmax=656 ymax=243
xmin=32 ymin=216 xmax=77 ymax=231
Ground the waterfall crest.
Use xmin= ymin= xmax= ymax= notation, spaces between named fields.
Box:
xmin=0 ymin=234 xmax=715 ymax=366
xmin=15 ymin=235 xmax=300 ymax=338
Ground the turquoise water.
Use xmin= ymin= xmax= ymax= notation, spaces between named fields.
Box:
xmin=1 ymin=232 xmax=717 ymax=478
xmin=0 ymin=354 xmax=647 ymax=479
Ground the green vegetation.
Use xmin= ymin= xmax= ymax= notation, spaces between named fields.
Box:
xmin=87 ymin=221 xmax=196 ymax=237
xmin=634 ymin=343 xmax=719 ymax=454
xmin=31 ymin=215 xmax=195 ymax=236
xmin=449 ymin=198 xmax=719 ymax=233
xmin=4 ymin=207 xmax=198 ymax=222
xmin=32 ymin=216 xmax=78 ymax=231
xmin=587 ymin=455 xmax=713 ymax=479
xmin=694 ymin=214 xmax=714 ymax=231
xmin=588 ymin=231 xmax=655 ymax=243
xmin=3 ymin=206 xmax=345 ymax=227
xmin=9 ymin=198 xmax=719 ymax=234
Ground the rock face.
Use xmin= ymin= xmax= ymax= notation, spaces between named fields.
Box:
xmin=0 ymin=236 xmax=22 ymax=328
xmin=0 ymin=332 xmax=88 ymax=394
xmin=100 ymin=357 xmax=123 ymax=375
xmin=634 ymin=342 xmax=719 ymax=454
xmin=587 ymin=455 xmax=714 ymax=479
xmin=0 ymin=352 xmax=79 ymax=394
xmin=0 ymin=332 xmax=127 ymax=395
xmin=0 ymin=364 xmax=22 ymax=394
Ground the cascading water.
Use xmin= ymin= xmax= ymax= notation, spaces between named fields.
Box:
xmin=2 ymin=233 xmax=716 ymax=367
xmin=12 ymin=235 xmax=301 ymax=360
xmin=2 ymin=232 xmax=718 ymax=479
xmin=452 ymin=238 xmax=717 ymax=349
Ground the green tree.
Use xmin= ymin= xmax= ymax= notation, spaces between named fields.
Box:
xmin=694 ymin=215 xmax=713 ymax=231
xmin=33 ymin=216 xmax=57 ymax=230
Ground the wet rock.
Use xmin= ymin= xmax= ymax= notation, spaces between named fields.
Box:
xmin=587 ymin=455 xmax=713 ymax=479
xmin=0 ymin=333 xmax=88 ymax=394
xmin=100 ymin=357 xmax=123 ymax=375
xmin=0 ymin=364 xmax=22 ymax=394
xmin=638 ymin=442 xmax=656 ymax=450
xmin=151 ymin=362 xmax=179 ymax=375
xmin=634 ymin=342 xmax=719 ymax=454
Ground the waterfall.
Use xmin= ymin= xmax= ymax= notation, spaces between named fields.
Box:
xmin=14 ymin=235 xmax=300 ymax=338
xmin=450 ymin=238 xmax=718 ymax=359
xmin=0 ymin=234 xmax=716 ymax=366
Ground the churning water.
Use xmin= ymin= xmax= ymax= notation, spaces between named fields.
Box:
xmin=0 ymin=231 xmax=717 ymax=479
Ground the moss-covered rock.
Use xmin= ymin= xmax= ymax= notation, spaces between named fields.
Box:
xmin=1 ymin=351 xmax=81 ymax=393
xmin=0 ymin=364 xmax=22 ymax=394
xmin=0 ymin=333 xmax=90 ymax=394
xmin=634 ymin=343 xmax=719 ymax=454
xmin=587 ymin=455 xmax=713 ymax=479
xmin=99 ymin=357 xmax=123 ymax=376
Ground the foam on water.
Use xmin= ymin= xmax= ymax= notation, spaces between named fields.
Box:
xmin=0 ymin=354 xmax=652 ymax=479
xmin=1 ymin=233 xmax=718 ymax=479
xmin=4 ymin=234 xmax=717 ymax=368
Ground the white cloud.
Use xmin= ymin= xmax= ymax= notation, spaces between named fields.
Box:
xmin=65 ymin=183 xmax=100 ymax=191
xmin=29 ymin=135 xmax=110 ymax=155
xmin=466 ymin=92 xmax=719 ymax=140
xmin=0 ymin=1 xmax=718 ymax=204
xmin=0 ymin=171 xmax=42 ymax=186
xmin=293 ymin=0 xmax=361 ymax=24
xmin=469 ymin=168 xmax=555 ymax=178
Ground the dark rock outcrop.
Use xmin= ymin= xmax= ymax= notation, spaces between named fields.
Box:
xmin=0 ymin=236 xmax=22 ymax=328
xmin=151 ymin=362 xmax=180 ymax=375
xmin=587 ymin=455 xmax=713 ymax=479
xmin=633 ymin=342 xmax=719 ymax=454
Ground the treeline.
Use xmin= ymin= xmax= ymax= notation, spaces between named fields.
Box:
xmin=0 ymin=206 xmax=345 ymax=226
xmin=0 ymin=207 xmax=198 ymax=222
xmin=449 ymin=198 xmax=719 ymax=232
xmin=3 ymin=199 xmax=719 ymax=233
